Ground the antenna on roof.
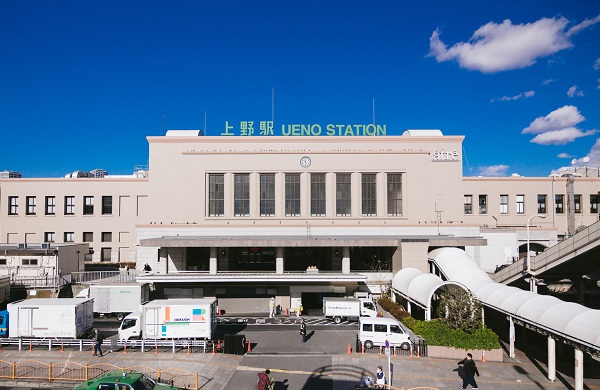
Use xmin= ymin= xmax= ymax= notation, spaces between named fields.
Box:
xmin=272 ymin=88 xmax=275 ymax=123
xmin=372 ymin=98 xmax=375 ymax=125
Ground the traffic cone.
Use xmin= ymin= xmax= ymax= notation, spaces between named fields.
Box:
xmin=123 ymin=341 xmax=127 ymax=354
xmin=217 ymin=339 xmax=221 ymax=351
xmin=379 ymin=346 xmax=382 ymax=356
xmin=154 ymin=342 xmax=158 ymax=355
xmin=285 ymin=308 xmax=289 ymax=316
xmin=416 ymin=345 xmax=420 ymax=358
xmin=61 ymin=340 xmax=64 ymax=353
xmin=347 ymin=343 xmax=352 ymax=354
xmin=187 ymin=343 xmax=190 ymax=355
xmin=212 ymin=344 xmax=215 ymax=354
xmin=247 ymin=340 xmax=252 ymax=353
xmin=361 ymin=342 xmax=364 ymax=354
xmin=482 ymin=350 xmax=486 ymax=363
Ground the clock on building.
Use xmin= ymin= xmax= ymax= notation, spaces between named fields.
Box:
xmin=300 ymin=156 xmax=311 ymax=168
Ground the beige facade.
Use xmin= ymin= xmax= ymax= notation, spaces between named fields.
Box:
xmin=1 ymin=130 xmax=599 ymax=312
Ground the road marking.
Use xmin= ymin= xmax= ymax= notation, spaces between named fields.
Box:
xmin=236 ymin=365 xmax=333 ymax=377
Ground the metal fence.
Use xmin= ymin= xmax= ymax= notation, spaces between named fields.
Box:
xmin=10 ymin=273 xmax=71 ymax=289
xmin=354 ymin=338 xmax=428 ymax=357
xmin=0 ymin=360 xmax=202 ymax=389
xmin=71 ymin=270 xmax=141 ymax=284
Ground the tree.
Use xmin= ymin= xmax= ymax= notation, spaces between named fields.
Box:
xmin=436 ymin=287 xmax=482 ymax=333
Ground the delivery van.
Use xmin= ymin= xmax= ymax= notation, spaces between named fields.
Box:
xmin=358 ymin=317 xmax=411 ymax=350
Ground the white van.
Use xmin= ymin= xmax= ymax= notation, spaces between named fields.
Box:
xmin=358 ymin=317 xmax=411 ymax=350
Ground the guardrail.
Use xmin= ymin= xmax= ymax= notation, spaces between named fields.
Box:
xmin=0 ymin=360 xmax=202 ymax=389
xmin=354 ymin=339 xmax=428 ymax=357
xmin=10 ymin=274 xmax=72 ymax=288
xmin=71 ymin=270 xmax=141 ymax=283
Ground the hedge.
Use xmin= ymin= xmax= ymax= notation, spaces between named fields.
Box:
xmin=378 ymin=298 xmax=499 ymax=351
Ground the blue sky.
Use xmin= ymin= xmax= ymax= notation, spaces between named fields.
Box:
xmin=1 ymin=1 xmax=599 ymax=178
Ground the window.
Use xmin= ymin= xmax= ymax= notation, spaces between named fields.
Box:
xmin=574 ymin=194 xmax=582 ymax=214
xmin=478 ymin=195 xmax=487 ymax=214
xmin=208 ymin=174 xmax=224 ymax=217
xmin=591 ymin=194 xmax=599 ymax=214
xmin=259 ymin=174 xmax=275 ymax=217
xmin=234 ymin=173 xmax=250 ymax=216
xmin=83 ymin=196 xmax=94 ymax=215
xmin=537 ymin=195 xmax=547 ymax=214
xmin=464 ymin=195 xmax=473 ymax=214
xmin=311 ymin=173 xmax=326 ymax=216
xmin=387 ymin=173 xmax=402 ymax=216
xmin=8 ymin=196 xmax=18 ymax=215
xmin=64 ymin=232 xmax=74 ymax=242
xmin=21 ymin=258 xmax=38 ymax=266
xmin=101 ymin=248 xmax=111 ymax=262
xmin=285 ymin=173 xmax=301 ymax=216
xmin=44 ymin=232 xmax=55 ymax=242
xmin=361 ymin=173 xmax=377 ymax=216
xmin=0 ymin=259 xmax=6 ymax=265
xmin=500 ymin=195 xmax=508 ymax=214
xmin=361 ymin=323 xmax=373 ymax=332
xmin=374 ymin=324 xmax=387 ymax=333
xmin=65 ymin=196 xmax=75 ymax=215
xmin=83 ymin=232 xmax=93 ymax=242
xmin=26 ymin=196 xmax=36 ymax=215
xmin=555 ymin=194 xmax=564 ymax=214
xmin=516 ymin=195 xmax=525 ymax=214
xmin=102 ymin=196 xmax=112 ymax=215
xmin=45 ymin=196 xmax=56 ymax=215
xmin=101 ymin=232 xmax=112 ymax=242
xmin=336 ymin=173 xmax=351 ymax=216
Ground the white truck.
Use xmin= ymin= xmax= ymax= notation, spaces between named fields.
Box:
xmin=76 ymin=282 xmax=150 ymax=320
xmin=323 ymin=297 xmax=378 ymax=323
xmin=7 ymin=298 xmax=94 ymax=338
xmin=118 ymin=298 xmax=217 ymax=340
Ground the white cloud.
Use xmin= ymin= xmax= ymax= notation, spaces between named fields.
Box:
xmin=522 ymin=105 xmax=585 ymax=134
xmin=557 ymin=152 xmax=574 ymax=158
xmin=491 ymin=90 xmax=535 ymax=102
xmin=594 ymin=58 xmax=600 ymax=70
xmin=597 ymin=78 xmax=600 ymax=89
xmin=478 ymin=165 xmax=510 ymax=177
xmin=567 ymin=85 xmax=584 ymax=97
xmin=522 ymin=105 xmax=597 ymax=145
xmin=551 ymin=138 xmax=600 ymax=175
xmin=541 ymin=79 xmax=554 ymax=85
xmin=529 ymin=127 xmax=597 ymax=145
xmin=428 ymin=14 xmax=600 ymax=73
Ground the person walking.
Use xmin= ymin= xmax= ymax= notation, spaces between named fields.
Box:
xmin=93 ymin=328 xmax=104 ymax=357
xmin=375 ymin=365 xmax=386 ymax=388
xmin=458 ymin=352 xmax=480 ymax=389
xmin=299 ymin=318 xmax=307 ymax=342
xmin=143 ymin=263 xmax=152 ymax=272
xmin=268 ymin=297 xmax=275 ymax=318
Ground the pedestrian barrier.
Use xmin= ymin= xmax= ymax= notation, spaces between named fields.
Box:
xmin=0 ymin=360 xmax=203 ymax=389
xmin=354 ymin=338 xmax=428 ymax=357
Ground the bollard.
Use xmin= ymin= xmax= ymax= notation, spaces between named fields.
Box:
xmin=123 ymin=341 xmax=127 ymax=354
xmin=187 ymin=343 xmax=190 ymax=355
xmin=416 ymin=345 xmax=420 ymax=358
xmin=29 ymin=341 xmax=33 ymax=352
xmin=393 ymin=346 xmax=397 ymax=356
xmin=379 ymin=346 xmax=382 ymax=356
xmin=347 ymin=343 xmax=352 ymax=354
xmin=217 ymin=339 xmax=221 ymax=351
xmin=61 ymin=341 xmax=64 ymax=353
xmin=482 ymin=350 xmax=486 ymax=363
xmin=410 ymin=344 xmax=413 ymax=358
xmin=212 ymin=343 xmax=215 ymax=354
xmin=361 ymin=342 xmax=364 ymax=354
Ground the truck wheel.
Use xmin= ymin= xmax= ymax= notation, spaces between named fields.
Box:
xmin=364 ymin=340 xmax=373 ymax=349
xmin=116 ymin=313 xmax=125 ymax=321
xmin=333 ymin=316 xmax=342 ymax=324
xmin=400 ymin=342 xmax=410 ymax=350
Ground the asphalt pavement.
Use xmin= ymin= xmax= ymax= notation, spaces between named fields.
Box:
xmin=0 ymin=315 xmax=598 ymax=389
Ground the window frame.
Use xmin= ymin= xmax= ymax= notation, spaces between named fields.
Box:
xmin=361 ymin=173 xmax=377 ymax=216
xmin=516 ymin=194 xmax=525 ymax=214
xmin=335 ymin=173 xmax=352 ymax=217
xmin=208 ymin=174 xmax=225 ymax=217
xmin=555 ymin=194 xmax=564 ymax=214
xmin=83 ymin=196 xmax=94 ymax=215
xmin=464 ymin=195 xmax=473 ymax=214
xmin=590 ymin=194 xmax=599 ymax=214
xmin=537 ymin=194 xmax=547 ymax=214
xmin=64 ymin=232 xmax=74 ymax=242
xmin=26 ymin=196 xmax=36 ymax=215
xmin=478 ymin=195 xmax=487 ymax=214
xmin=45 ymin=196 xmax=56 ymax=215
xmin=233 ymin=173 xmax=250 ymax=217
xmin=387 ymin=173 xmax=403 ymax=217
xmin=64 ymin=196 xmax=75 ymax=215
xmin=259 ymin=173 xmax=275 ymax=217
xmin=102 ymin=196 xmax=112 ymax=215
xmin=500 ymin=194 xmax=508 ymax=214
xmin=8 ymin=196 xmax=18 ymax=215
xmin=285 ymin=173 xmax=301 ymax=217
xmin=310 ymin=173 xmax=326 ymax=216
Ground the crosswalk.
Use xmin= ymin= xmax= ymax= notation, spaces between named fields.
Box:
xmin=217 ymin=316 xmax=358 ymax=326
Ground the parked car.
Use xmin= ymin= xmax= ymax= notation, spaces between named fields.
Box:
xmin=72 ymin=370 xmax=180 ymax=390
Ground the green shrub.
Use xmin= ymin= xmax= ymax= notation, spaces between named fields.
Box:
xmin=377 ymin=297 xmax=499 ymax=350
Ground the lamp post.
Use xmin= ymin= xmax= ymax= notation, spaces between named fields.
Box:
xmin=526 ymin=214 xmax=547 ymax=292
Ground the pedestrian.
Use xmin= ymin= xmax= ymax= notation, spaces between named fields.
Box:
xmin=375 ymin=365 xmax=386 ymax=387
xmin=256 ymin=369 xmax=274 ymax=390
xmin=457 ymin=352 xmax=480 ymax=389
xmin=269 ymin=297 xmax=275 ymax=318
xmin=93 ymin=328 xmax=104 ymax=357
xmin=299 ymin=318 xmax=307 ymax=342
xmin=143 ymin=263 xmax=152 ymax=272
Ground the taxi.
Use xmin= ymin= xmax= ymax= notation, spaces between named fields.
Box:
xmin=72 ymin=370 xmax=181 ymax=390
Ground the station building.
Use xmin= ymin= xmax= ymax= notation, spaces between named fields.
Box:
xmin=1 ymin=129 xmax=599 ymax=313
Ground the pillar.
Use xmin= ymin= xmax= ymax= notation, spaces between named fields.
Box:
xmin=209 ymin=247 xmax=217 ymax=275
xmin=342 ymin=247 xmax=350 ymax=274
xmin=547 ymin=337 xmax=556 ymax=382
xmin=406 ymin=301 xmax=411 ymax=315
xmin=276 ymin=247 xmax=284 ymax=274
xmin=509 ymin=316 xmax=515 ymax=358
xmin=577 ymin=278 xmax=585 ymax=304
xmin=574 ymin=349 xmax=583 ymax=390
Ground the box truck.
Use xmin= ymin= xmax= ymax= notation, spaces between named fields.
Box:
xmin=76 ymin=282 xmax=150 ymax=320
xmin=5 ymin=298 xmax=94 ymax=338
xmin=118 ymin=299 xmax=217 ymax=340
xmin=323 ymin=297 xmax=378 ymax=323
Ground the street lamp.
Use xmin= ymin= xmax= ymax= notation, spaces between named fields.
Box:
xmin=526 ymin=214 xmax=547 ymax=290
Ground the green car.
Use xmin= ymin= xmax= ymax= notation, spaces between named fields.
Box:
xmin=72 ymin=370 xmax=181 ymax=390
